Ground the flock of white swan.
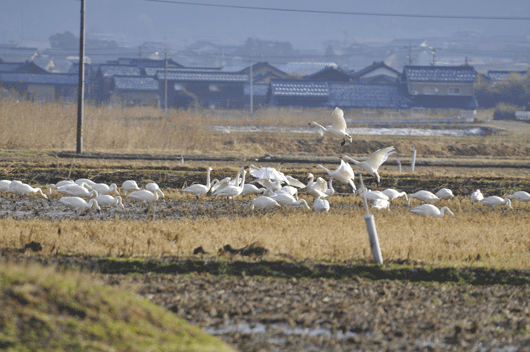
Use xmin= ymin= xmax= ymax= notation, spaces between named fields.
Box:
xmin=1 ymin=107 xmax=529 ymax=217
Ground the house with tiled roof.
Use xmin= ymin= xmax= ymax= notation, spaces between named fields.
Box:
xmin=304 ymin=66 xmax=352 ymax=82
xmin=155 ymin=69 xmax=248 ymax=109
xmin=327 ymin=83 xmax=411 ymax=109
xmin=270 ymin=80 xmax=329 ymax=107
xmin=486 ymin=70 xmax=527 ymax=81
xmin=0 ymin=61 xmax=48 ymax=74
xmin=350 ymin=61 xmax=400 ymax=85
xmin=401 ymin=65 xmax=478 ymax=110
xmin=111 ymin=76 xmax=159 ymax=107
xmin=0 ymin=71 xmax=79 ymax=102
xmin=0 ymin=45 xmax=39 ymax=62
xmin=96 ymin=64 xmax=142 ymax=102
xmin=240 ymin=62 xmax=290 ymax=84
xmin=244 ymin=83 xmax=270 ymax=107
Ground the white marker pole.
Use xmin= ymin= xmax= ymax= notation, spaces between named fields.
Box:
xmin=397 ymin=159 xmax=402 ymax=173
xmin=410 ymin=145 xmax=417 ymax=172
xmin=359 ymin=173 xmax=383 ymax=264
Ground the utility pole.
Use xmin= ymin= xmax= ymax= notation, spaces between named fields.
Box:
xmin=164 ymin=51 xmax=168 ymax=113
xmin=431 ymin=48 xmax=436 ymax=66
xmin=76 ymin=0 xmax=85 ymax=154
xmin=249 ymin=56 xmax=253 ymax=115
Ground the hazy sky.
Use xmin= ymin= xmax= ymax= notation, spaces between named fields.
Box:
xmin=1 ymin=0 xmax=530 ymax=49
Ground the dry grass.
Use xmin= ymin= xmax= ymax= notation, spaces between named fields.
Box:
xmin=2 ymin=197 xmax=529 ymax=269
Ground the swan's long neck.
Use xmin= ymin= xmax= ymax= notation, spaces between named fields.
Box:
xmin=440 ymin=207 xmax=453 ymax=217
xmin=344 ymin=156 xmax=360 ymax=165
xmin=316 ymin=165 xmax=331 ymax=176
xmin=205 ymin=169 xmax=212 ymax=190
xmin=311 ymin=122 xmax=327 ymax=131
xmin=239 ymin=171 xmax=246 ymax=190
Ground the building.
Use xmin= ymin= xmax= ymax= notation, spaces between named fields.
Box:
xmin=0 ymin=72 xmax=78 ymax=102
xmin=350 ymin=61 xmax=401 ymax=85
xmin=111 ymin=76 xmax=159 ymax=107
xmin=269 ymin=80 xmax=329 ymax=107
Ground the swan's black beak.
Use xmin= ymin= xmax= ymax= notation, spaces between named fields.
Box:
xmin=341 ymin=139 xmax=346 ymax=146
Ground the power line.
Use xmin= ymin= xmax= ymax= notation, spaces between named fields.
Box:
xmin=141 ymin=0 xmax=530 ymax=21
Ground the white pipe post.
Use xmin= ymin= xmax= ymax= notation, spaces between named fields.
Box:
xmin=359 ymin=173 xmax=383 ymax=264
xmin=410 ymin=145 xmax=417 ymax=172
xmin=397 ymin=159 xmax=401 ymax=173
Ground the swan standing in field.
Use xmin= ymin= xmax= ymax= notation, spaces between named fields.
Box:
xmin=75 ymin=178 xmax=96 ymax=186
xmin=213 ymin=168 xmax=246 ymax=200
xmin=183 ymin=167 xmax=214 ymax=199
xmin=372 ymin=198 xmax=390 ymax=210
xmin=409 ymin=190 xmax=440 ymax=204
xmin=269 ymin=192 xmax=310 ymax=209
xmin=95 ymin=195 xmax=124 ymax=210
xmin=250 ymin=196 xmax=281 ymax=210
xmin=47 ymin=180 xmax=75 ymax=195
xmin=342 ymin=146 xmax=396 ymax=184
xmin=146 ymin=182 xmax=164 ymax=198
xmin=122 ymin=180 xmax=140 ymax=195
xmin=127 ymin=190 xmax=160 ymax=211
xmin=358 ymin=189 xmax=390 ymax=202
xmin=480 ymin=196 xmax=512 ymax=209
xmin=242 ymin=183 xmax=267 ymax=198
xmin=55 ymin=183 xmax=97 ymax=198
xmin=309 ymin=107 xmax=352 ymax=146
xmin=470 ymin=189 xmax=484 ymax=203
xmin=410 ymin=204 xmax=454 ymax=217
xmin=435 ymin=188 xmax=455 ymax=200
xmin=505 ymin=191 xmax=530 ymax=202
xmin=305 ymin=174 xmax=328 ymax=200
xmin=382 ymin=189 xmax=409 ymax=205
xmin=312 ymin=199 xmax=330 ymax=212
xmin=7 ymin=182 xmax=48 ymax=199
xmin=316 ymin=160 xmax=356 ymax=192
xmin=90 ymin=183 xmax=119 ymax=196
xmin=59 ymin=197 xmax=100 ymax=213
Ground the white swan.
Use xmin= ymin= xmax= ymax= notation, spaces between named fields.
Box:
xmin=95 ymin=195 xmax=124 ymax=210
xmin=342 ymin=146 xmax=396 ymax=183
xmin=7 ymin=182 xmax=48 ymax=199
xmin=305 ymin=173 xmax=328 ymax=199
xmin=55 ymin=183 xmax=97 ymax=199
xmin=250 ymin=196 xmax=281 ymax=210
xmin=382 ymin=189 xmax=409 ymax=205
xmin=316 ymin=160 xmax=356 ymax=192
xmin=480 ymin=196 xmax=512 ymax=209
xmin=435 ymin=188 xmax=454 ymax=200
xmin=249 ymin=164 xmax=288 ymax=183
xmin=146 ymin=182 xmax=164 ymax=198
xmin=372 ymin=198 xmax=390 ymax=210
xmin=90 ymin=183 xmax=119 ymax=196
xmin=127 ymin=189 xmax=160 ymax=205
xmin=242 ymin=184 xmax=266 ymax=198
xmin=75 ymin=178 xmax=96 ymax=186
xmin=0 ymin=180 xmax=13 ymax=192
xmin=410 ymin=204 xmax=454 ymax=217
xmin=312 ymin=199 xmax=330 ymax=212
xmin=505 ymin=191 xmax=530 ymax=202
xmin=59 ymin=197 xmax=100 ymax=213
xmin=213 ymin=168 xmax=246 ymax=200
xmin=313 ymin=177 xmax=334 ymax=197
xmin=309 ymin=107 xmax=352 ymax=146
xmin=409 ymin=190 xmax=440 ymax=203
xmin=470 ymin=189 xmax=484 ymax=202
xmin=122 ymin=180 xmax=140 ymax=195
xmin=358 ymin=189 xmax=390 ymax=202
xmin=47 ymin=180 xmax=75 ymax=195
xmin=270 ymin=192 xmax=310 ymax=209
xmin=254 ymin=179 xmax=284 ymax=192
xmin=183 ymin=167 xmax=213 ymax=199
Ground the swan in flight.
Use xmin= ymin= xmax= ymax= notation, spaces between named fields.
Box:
xmin=372 ymin=198 xmax=390 ymax=210
xmin=480 ymin=196 xmax=512 ymax=209
xmin=90 ymin=183 xmax=119 ymax=196
xmin=213 ymin=168 xmax=246 ymax=200
xmin=55 ymin=183 xmax=97 ymax=199
xmin=410 ymin=204 xmax=454 ymax=217
xmin=342 ymin=146 xmax=395 ymax=184
xmin=316 ymin=160 xmax=356 ymax=192
xmin=409 ymin=190 xmax=440 ymax=204
xmin=435 ymin=188 xmax=455 ymax=200
xmin=470 ymin=189 xmax=484 ymax=203
xmin=382 ymin=189 xmax=409 ymax=205
xmin=250 ymin=196 xmax=281 ymax=210
xmin=59 ymin=197 xmax=100 ymax=213
xmin=146 ymin=182 xmax=164 ymax=198
xmin=312 ymin=199 xmax=330 ymax=212
xmin=7 ymin=182 xmax=48 ymax=199
xmin=183 ymin=167 xmax=214 ymax=199
xmin=309 ymin=107 xmax=352 ymax=146
xmin=122 ymin=180 xmax=140 ymax=195
xmin=95 ymin=195 xmax=124 ymax=210
xmin=505 ymin=191 xmax=530 ymax=202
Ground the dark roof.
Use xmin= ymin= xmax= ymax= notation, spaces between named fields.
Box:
xmin=116 ymin=57 xmax=184 ymax=68
xmin=240 ymin=61 xmax=288 ymax=76
xmin=156 ymin=70 xmax=248 ymax=82
xmin=270 ymin=80 xmax=329 ymax=98
xmin=0 ymin=72 xmax=78 ymax=85
xmin=410 ymin=95 xmax=479 ymax=110
xmin=113 ymin=76 xmax=159 ymax=91
xmin=0 ymin=45 xmax=39 ymax=62
xmin=0 ymin=62 xmax=24 ymax=72
xmin=350 ymin=61 xmax=400 ymax=79
xmin=0 ymin=61 xmax=47 ymax=74
xmin=328 ymin=83 xmax=411 ymax=109
xmin=487 ymin=70 xmax=527 ymax=81
xmin=99 ymin=65 xmax=142 ymax=78
xmin=304 ymin=66 xmax=352 ymax=82
xmin=402 ymin=65 xmax=477 ymax=82
xmin=244 ymin=83 xmax=269 ymax=96
xmin=144 ymin=66 xmax=221 ymax=76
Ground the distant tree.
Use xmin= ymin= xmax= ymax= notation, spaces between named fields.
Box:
xmin=475 ymin=70 xmax=530 ymax=109
xmin=324 ymin=45 xmax=337 ymax=61
xmin=49 ymin=31 xmax=78 ymax=49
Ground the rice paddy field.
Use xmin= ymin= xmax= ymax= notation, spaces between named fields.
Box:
xmin=2 ymin=100 xmax=530 ymax=351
